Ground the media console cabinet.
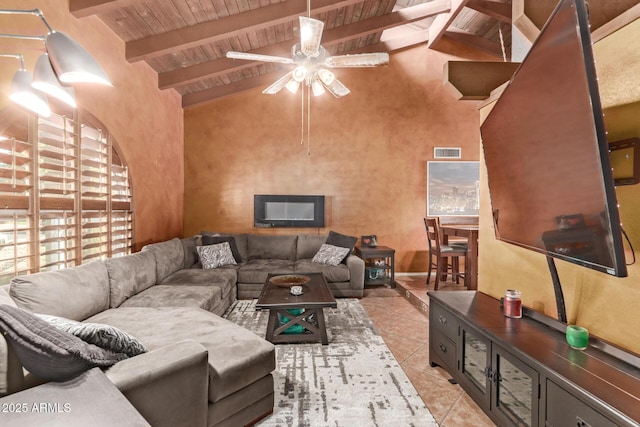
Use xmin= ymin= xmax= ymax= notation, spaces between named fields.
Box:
xmin=428 ymin=291 xmax=640 ymax=427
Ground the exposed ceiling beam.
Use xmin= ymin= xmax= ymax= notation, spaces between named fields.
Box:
xmin=182 ymin=30 xmax=433 ymax=108
xmin=465 ymin=0 xmax=511 ymax=24
xmin=182 ymin=72 xmax=285 ymax=108
xmin=442 ymin=27 xmax=505 ymax=58
xmin=69 ymin=0 xmax=139 ymax=18
xmin=428 ymin=0 xmax=470 ymax=49
xmin=592 ymin=2 xmax=640 ymax=42
xmin=126 ymin=0 xmax=366 ymax=63
xmin=160 ymin=1 xmax=450 ymax=90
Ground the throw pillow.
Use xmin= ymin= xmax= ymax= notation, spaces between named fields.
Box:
xmin=201 ymin=234 xmax=243 ymax=263
xmin=326 ymin=230 xmax=358 ymax=262
xmin=36 ymin=314 xmax=147 ymax=358
xmin=0 ymin=304 xmax=127 ymax=382
xmin=312 ymin=244 xmax=350 ymax=266
xmin=197 ymin=242 xmax=237 ymax=269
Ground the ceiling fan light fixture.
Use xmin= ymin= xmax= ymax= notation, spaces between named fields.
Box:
xmin=299 ymin=17 xmax=324 ymax=57
xmin=32 ymin=53 xmax=77 ymax=108
xmin=311 ymin=79 xmax=325 ymax=97
xmin=285 ymin=79 xmax=301 ymax=94
xmin=292 ymin=66 xmax=307 ymax=82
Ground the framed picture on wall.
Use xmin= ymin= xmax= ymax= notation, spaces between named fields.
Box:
xmin=427 ymin=161 xmax=480 ymax=217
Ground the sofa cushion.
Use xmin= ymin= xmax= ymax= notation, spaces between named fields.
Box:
xmin=326 ymin=231 xmax=358 ymax=262
xmin=105 ymin=251 xmax=157 ymax=308
xmin=197 ymin=243 xmax=237 ymax=269
xmin=181 ymin=235 xmax=201 ymax=269
xmin=10 ymin=261 xmax=110 ymax=321
xmin=118 ymin=285 xmax=222 ymax=312
xmin=237 ymin=259 xmax=295 ymax=284
xmin=36 ymin=314 xmax=147 ymax=357
xmin=160 ymin=268 xmax=237 ymax=300
xmin=202 ymin=232 xmax=248 ymax=263
xmin=247 ymin=235 xmax=297 ymax=260
xmin=0 ymin=286 xmax=17 ymax=308
xmin=142 ymin=238 xmax=184 ymax=283
xmin=311 ymin=244 xmax=350 ymax=266
xmin=86 ymin=307 xmax=276 ymax=403
xmin=294 ymin=260 xmax=351 ymax=282
xmin=296 ymin=235 xmax=327 ymax=260
xmin=0 ymin=305 xmax=127 ymax=382
xmin=202 ymin=235 xmax=243 ymax=263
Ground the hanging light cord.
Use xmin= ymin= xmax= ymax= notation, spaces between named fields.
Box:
xmin=300 ymin=83 xmax=305 ymax=145
xmin=307 ymin=84 xmax=311 ymax=155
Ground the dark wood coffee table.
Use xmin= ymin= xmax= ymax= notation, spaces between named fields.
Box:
xmin=256 ymin=273 xmax=337 ymax=345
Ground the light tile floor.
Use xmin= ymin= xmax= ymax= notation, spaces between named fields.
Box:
xmin=359 ymin=275 xmax=496 ymax=427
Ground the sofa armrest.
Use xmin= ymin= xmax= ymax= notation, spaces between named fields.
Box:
xmin=105 ymin=340 xmax=209 ymax=427
xmin=0 ymin=334 xmax=25 ymax=396
xmin=345 ymin=254 xmax=365 ymax=296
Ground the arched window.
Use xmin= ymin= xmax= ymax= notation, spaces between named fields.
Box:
xmin=0 ymin=105 xmax=133 ymax=284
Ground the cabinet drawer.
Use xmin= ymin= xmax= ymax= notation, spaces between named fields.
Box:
xmin=546 ymin=380 xmax=616 ymax=427
xmin=430 ymin=302 xmax=458 ymax=341
xmin=431 ymin=330 xmax=457 ymax=372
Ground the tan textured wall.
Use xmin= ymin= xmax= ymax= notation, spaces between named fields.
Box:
xmin=0 ymin=1 xmax=184 ymax=250
xmin=478 ymin=18 xmax=640 ymax=355
xmin=184 ymin=40 xmax=493 ymax=272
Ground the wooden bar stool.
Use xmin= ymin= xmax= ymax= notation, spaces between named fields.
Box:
xmin=424 ymin=217 xmax=466 ymax=290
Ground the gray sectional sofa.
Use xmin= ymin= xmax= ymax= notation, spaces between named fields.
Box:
xmin=196 ymin=232 xmax=365 ymax=299
xmin=0 ymin=237 xmax=275 ymax=427
xmin=0 ymin=232 xmax=365 ymax=427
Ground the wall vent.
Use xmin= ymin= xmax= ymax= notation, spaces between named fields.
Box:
xmin=434 ymin=147 xmax=462 ymax=159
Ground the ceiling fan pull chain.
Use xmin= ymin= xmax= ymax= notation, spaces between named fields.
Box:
xmin=301 ymin=82 xmax=305 ymax=145
xmin=307 ymin=84 xmax=311 ymax=155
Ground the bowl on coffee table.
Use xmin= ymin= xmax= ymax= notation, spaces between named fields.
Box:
xmin=268 ymin=274 xmax=311 ymax=287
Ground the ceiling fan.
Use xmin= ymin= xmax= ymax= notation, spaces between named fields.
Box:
xmin=225 ymin=15 xmax=389 ymax=97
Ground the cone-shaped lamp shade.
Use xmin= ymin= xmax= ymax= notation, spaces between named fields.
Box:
xmin=46 ymin=31 xmax=112 ymax=86
xmin=10 ymin=70 xmax=51 ymax=117
xmin=32 ymin=53 xmax=77 ymax=108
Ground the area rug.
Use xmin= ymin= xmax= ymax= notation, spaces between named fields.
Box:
xmin=223 ymin=299 xmax=438 ymax=427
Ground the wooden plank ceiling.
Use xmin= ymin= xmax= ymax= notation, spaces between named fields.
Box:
xmin=69 ymin=0 xmax=514 ymax=108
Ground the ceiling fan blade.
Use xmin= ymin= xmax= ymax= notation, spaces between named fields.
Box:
xmin=323 ymin=78 xmax=351 ymax=98
xmin=299 ymin=17 xmax=324 ymax=57
xmin=262 ymin=72 xmax=294 ymax=95
xmin=226 ymin=51 xmax=294 ymax=65
xmin=325 ymin=52 xmax=389 ymax=68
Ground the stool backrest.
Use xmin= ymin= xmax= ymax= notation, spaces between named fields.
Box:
xmin=424 ymin=217 xmax=442 ymax=252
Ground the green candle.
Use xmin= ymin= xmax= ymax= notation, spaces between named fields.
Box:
xmin=566 ymin=325 xmax=589 ymax=350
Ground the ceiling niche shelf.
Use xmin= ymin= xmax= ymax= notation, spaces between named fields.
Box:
xmin=444 ymin=61 xmax=520 ymax=101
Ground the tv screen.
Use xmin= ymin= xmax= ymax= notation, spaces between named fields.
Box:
xmin=480 ymin=0 xmax=627 ymax=277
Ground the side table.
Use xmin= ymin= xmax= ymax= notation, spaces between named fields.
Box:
xmin=0 ymin=368 xmax=150 ymax=426
xmin=355 ymin=245 xmax=396 ymax=288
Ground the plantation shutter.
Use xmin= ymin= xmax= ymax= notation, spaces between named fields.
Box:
xmin=0 ymin=113 xmax=35 ymax=282
xmin=110 ymin=150 xmax=133 ymax=257
xmin=0 ymin=106 xmax=133 ymax=284
xmin=37 ymin=113 xmax=79 ymax=271
xmin=81 ymin=126 xmax=109 ymax=260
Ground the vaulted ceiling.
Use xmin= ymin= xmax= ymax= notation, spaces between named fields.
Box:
xmin=69 ymin=0 xmax=513 ymax=108
xmin=67 ymin=0 xmax=640 ymax=109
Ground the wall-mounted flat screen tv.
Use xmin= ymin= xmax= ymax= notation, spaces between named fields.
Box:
xmin=480 ymin=0 xmax=627 ymax=277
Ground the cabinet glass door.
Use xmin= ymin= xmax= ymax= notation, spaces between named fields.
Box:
xmin=492 ymin=345 xmax=539 ymax=427
xmin=461 ymin=326 xmax=490 ymax=405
